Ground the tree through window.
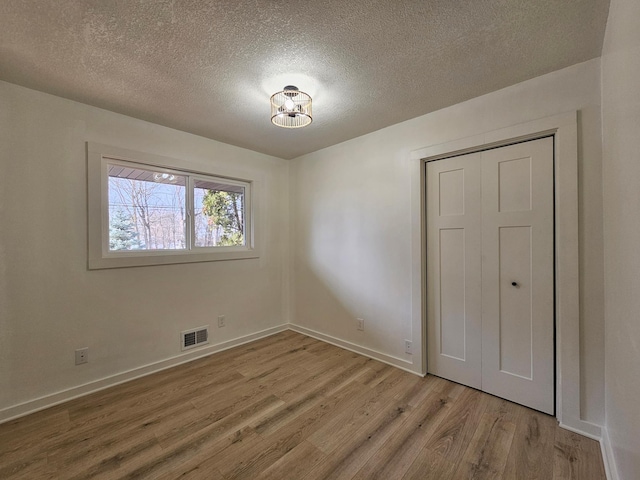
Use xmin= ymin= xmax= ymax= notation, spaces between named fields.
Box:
xmin=108 ymin=165 xmax=187 ymax=251
xmin=194 ymin=178 xmax=245 ymax=247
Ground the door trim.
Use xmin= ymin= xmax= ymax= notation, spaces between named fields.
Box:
xmin=408 ymin=111 xmax=601 ymax=438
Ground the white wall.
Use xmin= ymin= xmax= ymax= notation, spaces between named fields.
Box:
xmin=601 ymin=0 xmax=640 ymax=477
xmin=0 ymin=81 xmax=289 ymax=419
xmin=290 ymin=59 xmax=605 ymax=426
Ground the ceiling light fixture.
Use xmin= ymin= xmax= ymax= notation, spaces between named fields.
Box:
xmin=153 ymin=172 xmax=176 ymax=183
xmin=270 ymin=85 xmax=312 ymax=128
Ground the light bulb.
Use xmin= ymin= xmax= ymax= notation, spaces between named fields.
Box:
xmin=153 ymin=172 xmax=176 ymax=182
xmin=284 ymin=98 xmax=295 ymax=111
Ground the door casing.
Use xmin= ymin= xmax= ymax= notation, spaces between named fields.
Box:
xmin=409 ymin=112 xmax=601 ymax=438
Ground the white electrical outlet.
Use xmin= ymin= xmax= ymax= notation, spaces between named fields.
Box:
xmin=75 ymin=347 xmax=88 ymax=365
xmin=218 ymin=315 xmax=226 ymax=328
xmin=357 ymin=318 xmax=365 ymax=331
xmin=405 ymin=340 xmax=412 ymax=355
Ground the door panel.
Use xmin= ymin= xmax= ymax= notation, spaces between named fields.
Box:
xmin=439 ymin=228 xmax=466 ymax=360
xmin=481 ymin=137 xmax=554 ymax=414
xmin=439 ymin=168 xmax=465 ymax=216
xmin=498 ymin=156 xmax=532 ymax=213
xmin=498 ymin=225 xmax=533 ymax=379
xmin=427 ymin=154 xmax=482 ymax=389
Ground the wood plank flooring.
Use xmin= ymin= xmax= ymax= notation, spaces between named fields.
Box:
xmin=0 ymin=331 xmax=606 ymax=479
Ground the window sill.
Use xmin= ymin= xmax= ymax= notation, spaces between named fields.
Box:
xmin=88 ymin=248 xmax=260 ymax=270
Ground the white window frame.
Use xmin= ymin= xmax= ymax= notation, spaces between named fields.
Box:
xmin=88 ymin=142 xmax=258 ymax=269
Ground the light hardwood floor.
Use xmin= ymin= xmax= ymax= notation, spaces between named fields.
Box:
xmin=0 ymin=331 xmax=606 ymax=479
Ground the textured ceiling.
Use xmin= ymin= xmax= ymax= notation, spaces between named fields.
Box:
xmin=0 ymin=1 xmax=609 ymax=159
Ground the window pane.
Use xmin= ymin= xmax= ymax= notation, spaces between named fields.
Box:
xmin=193 ymin=178 xmax=245 ymax=247
xmin=108 ymin=165 xmax=186 ymax=251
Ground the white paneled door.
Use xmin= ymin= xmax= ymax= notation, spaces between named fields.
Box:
xmin=426 ymin=137 xmax=555 ymax=414
xmin=426 ymin=153 xmax=483 ymax=390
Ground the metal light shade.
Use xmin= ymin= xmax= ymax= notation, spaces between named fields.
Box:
xmin=270 ymin=85 xmax=312 ymax=128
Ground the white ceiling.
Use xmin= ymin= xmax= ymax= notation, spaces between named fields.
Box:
xmin=0 ymin=1 xmax=609 ymax=159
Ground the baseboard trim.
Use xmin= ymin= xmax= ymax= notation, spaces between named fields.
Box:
xmin=288 ymin=324 xmax=419 ymax=376
xmin=600 ymin=426 xmax=619 ymax=480
xmin=559 ymin=415 xmax=602 ymax=441
xmin=0 ymin=324 xmax=289 ymax=425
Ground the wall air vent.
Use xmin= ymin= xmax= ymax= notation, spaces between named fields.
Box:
xmin=181 ymin=326 xmax=209 ymax=351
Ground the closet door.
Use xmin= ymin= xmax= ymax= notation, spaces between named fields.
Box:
xmin=426 ymin=137 xmax=555 ymax=414
xmin=426 ymin=153 xmax=482 ymax=389
xmin=480 ymin=137 xmax=555 ymax=414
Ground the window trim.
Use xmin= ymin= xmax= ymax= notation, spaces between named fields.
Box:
xmin=88 ymin=142 xmax=259 ymax=269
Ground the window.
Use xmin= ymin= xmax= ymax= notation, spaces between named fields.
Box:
xmin=192 ymin=177 xmax=245 ymax=248
xmin=88 ymin=143 xmax=257 ymax=269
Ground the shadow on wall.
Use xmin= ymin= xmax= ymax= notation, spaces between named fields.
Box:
xmin=292 ymin=255 xmax=410 ymax=360
xmin=290 ymin=169 xmax=413 ymax=361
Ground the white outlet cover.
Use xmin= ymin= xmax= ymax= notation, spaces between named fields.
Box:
xmin=75 ymin=347 xmax=88 ymax=365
